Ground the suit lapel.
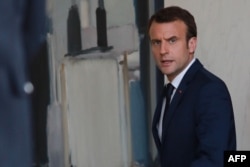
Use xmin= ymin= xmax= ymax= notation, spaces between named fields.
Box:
xmin=152 ymin=88 xmax=165 ymax=151
xmin=161 ymin=59 xmax=203 ymax=142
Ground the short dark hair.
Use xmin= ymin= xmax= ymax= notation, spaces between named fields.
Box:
xmin=148 ymin=6 xmax=197 ymax=41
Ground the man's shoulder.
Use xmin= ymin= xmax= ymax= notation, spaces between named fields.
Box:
xmin=196 ymin=67 xmax=225 ymax=84
xmin=189 ymin=66 xmax=230 ymax=96
xmin=184 ymin=59 xmax=224 ymax=85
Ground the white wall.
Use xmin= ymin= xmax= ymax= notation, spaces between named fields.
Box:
xmin=48 ymin=0 xmax=137 ymax=59
xmin=88 ymin=0 xmax=135 ymax=27
xmin=59 ymin=55 xmax=131 ymax=167
xmin=47 ymin=0 xmax=139 ymax=99
xmin=165 ymin=0 xmax=250 ymax=149
xmin=47 ymin=0 xmax=140 ymax=166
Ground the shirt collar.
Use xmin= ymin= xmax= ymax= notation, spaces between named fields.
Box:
xmin=167 ymin=58 xmax=196 ymax=89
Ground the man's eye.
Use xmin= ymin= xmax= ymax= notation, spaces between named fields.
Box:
xmin=169 ymin=38 xmax=177 ymax=44
xmin=151 ymin=41 xmax=161 ymax=46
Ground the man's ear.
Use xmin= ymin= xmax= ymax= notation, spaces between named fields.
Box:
xmin=188 ymin=37 xmax=197 ymax=54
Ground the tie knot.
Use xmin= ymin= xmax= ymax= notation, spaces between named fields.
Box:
xmin=164 ymin=83 xmax=175 ymax=99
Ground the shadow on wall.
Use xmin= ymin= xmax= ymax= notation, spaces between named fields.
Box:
xmin=30 ymin=41 xmax=50 ymax=166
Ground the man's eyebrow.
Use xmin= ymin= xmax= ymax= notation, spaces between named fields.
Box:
xmin=150 ymin=35 xmax=178 ymax=42
xmin=150 ymin=38 xmax=161 ymax=42
xmin=164 ymin=35 xmax=178 ymax=41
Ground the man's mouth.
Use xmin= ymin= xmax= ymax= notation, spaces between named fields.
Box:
xmin=161 ymin=60 xmax=173 ymax=66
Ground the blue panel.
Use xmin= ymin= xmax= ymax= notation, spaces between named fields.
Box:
xmin=130 ymin=80 xmax=150 ymax=166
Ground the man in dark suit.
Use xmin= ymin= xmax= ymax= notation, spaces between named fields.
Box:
xmin=149 ymin=6 xmax=236 ymax=167
xmin=0 ymin=0 xmax=46 ymax=166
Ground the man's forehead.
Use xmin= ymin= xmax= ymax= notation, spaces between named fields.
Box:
xmin=163 ymin=31 xmax=178 ymax=39
xmin=151 ymin=21 xmax=186 ymax=35
xmin=150 ymin=30 xmax=180 ymax=41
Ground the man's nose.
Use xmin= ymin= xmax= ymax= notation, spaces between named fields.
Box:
xmin=160 ymin=41 xmax=168 ymax=55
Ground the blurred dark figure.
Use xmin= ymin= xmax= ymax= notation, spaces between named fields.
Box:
xmin=0 ymin=0 xmax=46 ymax=166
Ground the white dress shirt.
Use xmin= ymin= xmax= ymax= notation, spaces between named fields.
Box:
xmin=157 ymin=58 xmax=196 ymax=140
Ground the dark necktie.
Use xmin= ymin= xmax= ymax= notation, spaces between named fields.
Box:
xmin=162 ymin=83 xmax=175 ymax=128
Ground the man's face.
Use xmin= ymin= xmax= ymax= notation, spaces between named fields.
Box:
xmin=149 ymin=20 xmax=197 ymax=81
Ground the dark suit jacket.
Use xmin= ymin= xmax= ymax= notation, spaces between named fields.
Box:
xmin=152 ymin=59 xmax=236 ymax=167
xmin=0 ymin=0 xmax=45 ymax=166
